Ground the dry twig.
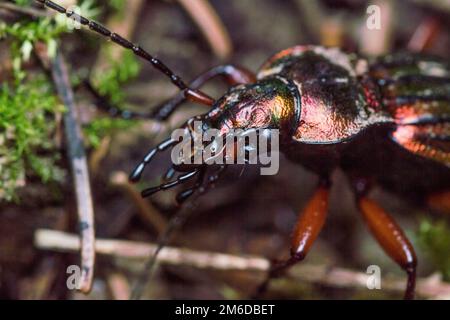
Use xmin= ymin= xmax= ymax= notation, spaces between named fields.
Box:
xmin=408 ymin=16 xmax=441 ymax=52
xmin=50 ymin=52 xmax=95 ymax=294
xmin=35 ymin=229 xmax=269 ymax=271
xmin=176 ymin=0 xmax=232 ymax=60
xmin=35 ymin=229 xmax=450 ymax=299
xmin=89 ymin=136 xmax=111 ymax=174
xmin=107 ymin=272 xmax=131 ymax=300
xmin=110 ymin=171 xmax=167 ymax=234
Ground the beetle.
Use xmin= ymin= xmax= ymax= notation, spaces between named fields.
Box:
xmin=37 ymin=0 xmax=450 ymax=299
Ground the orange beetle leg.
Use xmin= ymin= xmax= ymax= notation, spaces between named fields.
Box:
xmin=254 ymin=179 xmax=330 ymax=297
xmin=358 ymin=197 xmax=417 ymax=300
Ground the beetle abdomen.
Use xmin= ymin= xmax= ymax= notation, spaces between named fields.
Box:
xmin=370 ymin=52 xmax=450 ymax=167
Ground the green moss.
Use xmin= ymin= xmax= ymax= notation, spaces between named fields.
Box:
xmin=84 ymin=117 xmax=135 ymax=148
xmin=93 ymin=50 xmax=141 ymax=106
xmin=417 ymin=218 xmax=450 ymax=281
xmin=13 ymin=0 xmax=33 ymax=7
xmin=0 ymin=77 xmax=65 ymax=201
xmin=0 ymin=2 xmax=73 ymax=201
xmin=0 ymin=0 xmax=96 ymax=200
xmin=0 ymin=1 xmax=141 ymax=200
xmin=1 ymin=19 xmax=63 ymax=80
xmin=109 ymin=0 xmax=127 ymax=12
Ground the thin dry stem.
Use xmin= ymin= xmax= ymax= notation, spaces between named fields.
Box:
xmin=408 ymin=16 xmax=441 ymax=52
xmin=176 ymin=0 xmax=232 ymax=60
xmin=107 ymin=272 xmax=131 ymax=300
xmin=50 ymin=52 xmax=95 ymax=294
xmin=35 ymin=229 xmax=450 ymax=299
xmin=110 ymin=171 xmax=167 ymax=234
xmin=89 ymin=136 xmax=111 ymax=174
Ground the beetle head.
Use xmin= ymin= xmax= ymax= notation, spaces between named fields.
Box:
xmin=169 ymin=78 xmax=298 ymax=169
xmin=207 ymin=78 xmax=300 ymax=137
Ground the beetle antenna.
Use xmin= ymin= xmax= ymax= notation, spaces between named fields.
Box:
xmin=141 ymin=169 xmax=199 ymax=197
xmin=129 ymin=138 xmax=177 ymax=182
xmin=35 ymin=0 xmax=215 ymax=106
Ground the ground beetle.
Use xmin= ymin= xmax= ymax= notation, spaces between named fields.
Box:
xmin=37 ymin=0 xmax=450 ymax=299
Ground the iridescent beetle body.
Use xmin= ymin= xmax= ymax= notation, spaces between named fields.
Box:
xmin=37 ymin=0 xmax=450 ymax=300
xmin=139 ymin=46 xmax=450 ymax=300
xmin=204 ymin=46 xmax=450 ymax=198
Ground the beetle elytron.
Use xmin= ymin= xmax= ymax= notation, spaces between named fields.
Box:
xmin=37 ymin=0 xmax=450 ymax=299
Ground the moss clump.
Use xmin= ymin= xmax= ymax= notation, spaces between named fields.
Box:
xmin=109 ymin=0 xmax=127 ymax=12
xmin=84 ymin=117 xmax=135 ymax=148
xmin=0 ymin=0 xmax=140 ymax=200
xmin=417 ymin=218 xmax=450 ymax=281
xmin=0 ymin=2 xmax=71 ymax=201
xmin=0 ymin=77 xmax=65 ymax=201
xmin=0 ymin=18 xmax=64 ymax=79
xmin=93 ymin=49 xmax=141 ymax=106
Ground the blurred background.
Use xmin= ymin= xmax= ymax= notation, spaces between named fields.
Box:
xmin=0 ymin=0 xmax=449 ymax=299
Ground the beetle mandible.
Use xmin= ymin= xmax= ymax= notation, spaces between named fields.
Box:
xmin=37 ymin=0 xmax=450 ymax=300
